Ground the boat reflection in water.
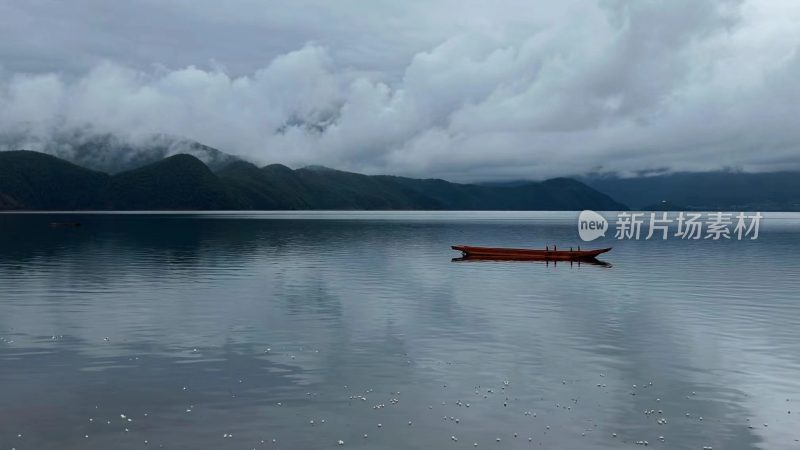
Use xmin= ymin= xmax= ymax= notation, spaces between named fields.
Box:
xmin=451 ymin=245 xmax=612 ymax=267
xmin=451 ymin=255 xmax=612 ymax=267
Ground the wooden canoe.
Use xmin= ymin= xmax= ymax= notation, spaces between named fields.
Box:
xmin=451 ymin=245 xmax=611 ymax=261
xmin=451 ymin=255 xmax=612 ymax=267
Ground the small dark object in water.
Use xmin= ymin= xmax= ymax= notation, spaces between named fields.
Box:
xmin=49 ymin=222 xmax=81 ymax=228
xmin=451 ymin=245 xmax=610 ymax=261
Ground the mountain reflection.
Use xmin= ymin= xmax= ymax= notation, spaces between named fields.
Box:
xmin=2 ymin=212 xmax=799 ymax=449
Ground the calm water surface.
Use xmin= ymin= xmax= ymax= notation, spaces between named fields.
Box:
xmin=1 ymin=212 xmax=799 ymax=450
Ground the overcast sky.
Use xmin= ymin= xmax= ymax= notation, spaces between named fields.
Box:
xmin=1 ymin=0 xmax=800 ymax=180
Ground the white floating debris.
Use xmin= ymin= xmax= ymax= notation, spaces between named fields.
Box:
xmin=337 ymin=439 xmax=344 ymax=446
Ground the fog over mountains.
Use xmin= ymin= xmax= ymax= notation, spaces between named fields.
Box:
xmin=2 ymin=132 xmax=799 ymax=211
xmin=2 ymin=0 xmax=800 ymax=211
xmin=2 ymin=1 xmax=800 ymax=181
xmin=0 ymin=146 xmax=627 ymax=211
xmin=1 ymin=130 xmax=239 ymax=174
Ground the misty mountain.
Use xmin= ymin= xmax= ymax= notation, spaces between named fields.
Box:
xmin=0 ymin=151 xmax=627 ymax=211
xmin=1 ymin=131 xmax=240 ymax=174
xmin=585 ymin=172 xmax=800 ymax=211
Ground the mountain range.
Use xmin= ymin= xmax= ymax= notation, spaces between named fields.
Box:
xmin=0 ymin=150 xmax=626 ymax=211
xmin=1 ymin=131 xmax=239 ymax=174
xmin=584 ymin=172 xmax=800 ymax=211
xmin=3 ymin=134 xmax=798 ymax=211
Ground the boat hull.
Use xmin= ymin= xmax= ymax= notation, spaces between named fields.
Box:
xmin=451 ymin=245 xmax=611 ymax=261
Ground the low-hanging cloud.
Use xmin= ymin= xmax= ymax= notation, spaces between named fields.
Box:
xmin=1 ymin=0 xmax=800 ymax=181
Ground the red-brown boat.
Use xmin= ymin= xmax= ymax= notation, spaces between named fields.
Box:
xmin=451 ymin=245 xmax=611 ymax=261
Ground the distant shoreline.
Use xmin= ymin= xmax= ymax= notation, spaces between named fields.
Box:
xmin=0 ymin=151 xmax=627 ymax=212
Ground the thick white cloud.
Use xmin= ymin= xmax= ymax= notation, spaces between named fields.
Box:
xmin=1 ymin=0 xmax=800 ymax=180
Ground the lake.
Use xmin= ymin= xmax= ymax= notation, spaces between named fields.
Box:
xmin=1 ymin=211 xmax=799 ymax=450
